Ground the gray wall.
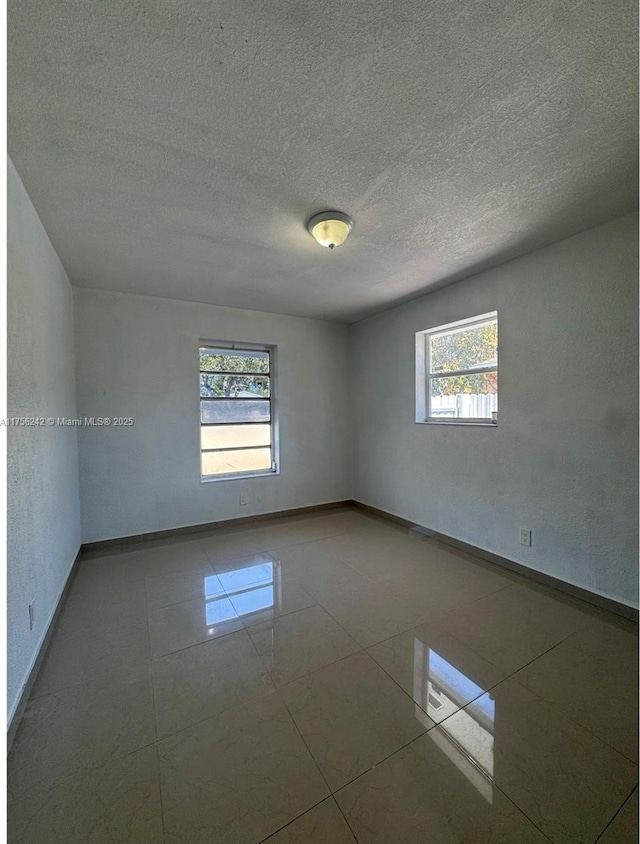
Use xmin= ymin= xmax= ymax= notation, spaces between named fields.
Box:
xmin=7 ymin=159 xmax=82 ymax=722
xmin=351 ymin=214 xmax=639 ymax=609
xmin=73 ymin=288 xmax=352 ymax=543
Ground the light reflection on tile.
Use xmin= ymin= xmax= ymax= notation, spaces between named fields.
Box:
xmin=368 ymin=621 xmax=507 ymax=726
xmin=335 ymin=731 xmax=549 ymax=843
xmin=282 ymin=651 xmax=431 ymax=790
xmin=230 ymin=583 xmax=275 ymax=615
xmin=216 ymin=559 xmax=275 ymax=593
xmin=425 ymin=651 xmax=495 ymax=774
xmin=145 ymin=569 xmax=223 ymax=610
xmin=442 ymin=678 xmax=637 ymax=844
xmin=148 ymin=594 xmax=243 ymax=657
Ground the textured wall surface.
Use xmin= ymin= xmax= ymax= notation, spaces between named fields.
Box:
xmin=74 ymin=289 xmax=351 ymax=542
xmin=8 ymin=0 xmax=638 ymax=321
xmin=7 ymin=159 xmax=82 ymax=722
xmin=352 ymin=214 xmax=639 ymax=608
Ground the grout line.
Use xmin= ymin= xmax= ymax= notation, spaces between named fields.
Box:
xmin=329 ymin=731 xmax=431 ymax=796
xmin=254 ymin=796 xmax=332 ymax=843
xmin=278 ymin=692 xmax=334 ymax=795
xmin=153 ymin=742 xmax=168 ymax=844
xmin=142 ymin=577 xmax=159 ymax=744
xmin=331 ymin=794 xmax=363 ymax=843
xmin=593 ymin=785 xmax=638 ymax=843
xmin=505 ymin=641 xmax=640 ymax=765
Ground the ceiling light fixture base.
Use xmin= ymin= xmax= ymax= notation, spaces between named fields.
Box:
xmin=307 ymin=210 xmax=354 ymax=250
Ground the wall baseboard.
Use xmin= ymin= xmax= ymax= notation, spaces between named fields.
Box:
xmin=81 ymin=500 xmax=352 ymax=554
xmin=352 ymin=500 xmax=639 ymax=624
xmin=7 ymin=546 xmax=83 ymax=751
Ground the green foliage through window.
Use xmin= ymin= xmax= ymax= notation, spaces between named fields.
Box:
xmin=430 ymin=321 xmax=497 ymax=396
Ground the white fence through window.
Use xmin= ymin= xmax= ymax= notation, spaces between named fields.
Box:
xmin=431 ymin=394 xmax=498 ymax=419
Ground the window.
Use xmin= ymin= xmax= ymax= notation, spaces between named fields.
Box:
xmin=415 ymin=312 xmax=497 ymax=424
xmin=199 ymin=344 xmax=277 ymax=479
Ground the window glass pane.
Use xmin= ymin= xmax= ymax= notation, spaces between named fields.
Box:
xmin=200 ymin=373 xmax=269 ymax=398
xmin=201 ymin=424 xmax=270 ymax=450
xmin=430 ymin=373 xmax=498 ymax=419
xmin=201 ymin=447 xmax=272 ymax=476
xmin=430 ymin=321 xmax=497 ymax=374
xmin=200 ymin=348 xmax=269 ymax=374
xmin=200 ymin=399 xmax=270 ymax=424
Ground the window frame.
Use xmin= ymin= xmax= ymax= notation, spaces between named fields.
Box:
xmin=199 ymin=340 xmax=279 ymax=482
xmin=415 ymin=312 xmax=498 ymax=426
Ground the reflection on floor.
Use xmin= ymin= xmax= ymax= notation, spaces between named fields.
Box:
xmin=8 ymin=507 xmax=639 ymax=843
xmin=416 ymin=644 xmax=495 ymax=801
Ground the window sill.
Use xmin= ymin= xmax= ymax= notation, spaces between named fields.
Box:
xmin=201 ymin=470 xmax=279 ymax=484
xmin=416 ymin=420 xmax=498 ymax=427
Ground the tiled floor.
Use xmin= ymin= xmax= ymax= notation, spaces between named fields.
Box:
xmin=8 ymin=507 xmax=639 ymax=843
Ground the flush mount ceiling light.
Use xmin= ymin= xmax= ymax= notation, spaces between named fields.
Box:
xmin=307 ymin=210 xmax=354 ymax=250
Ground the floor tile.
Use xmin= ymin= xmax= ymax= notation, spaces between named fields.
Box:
xmin=514 ymin=630 xmax=638 ymax=762
xmin=32 ymin=622 xmax=150 ymax=696
xmin=56 ymin=579 xmax=148 ymax=638
xmin=291 ymin=562 xmax=377 ymax=604
xmin=259 ymin=517 xmax=352 ymax=549
xmin=441 ymin=677 xmax=637 ymax=844
xmin=262 ymin=798 xmax=356 ymax=843
xmin=9 ymin=674 xmax=156 ymax=809
xmin=72 ymin=555 xmax=147 ymax=591
xmin=565 ymin=613 xmax=639 ymax=665
xmin=438 ymin=583 xmax=593 ymax=673
xmin=148 ymin=591 xmax=244 ymax=657
xmin=212 ymin=553 xmax=317 ymax=625
xmin=321 ymin=532 xmax=436 ymax=583
xmin=230 ymin=577 xmax=317 ymax=627
xmin=145 ymin=567 xmax=225 ymax=610
xmin=248 ymin=604 xmax=360 ymax=686
xmin=199 ymin=527 xmax=275 ymax=562
xmin=158 ymin=693 xmax=329 ymax=844
xmin=597 ymin=788 xmax=638 ymax=844
xmin=367 ymin=619 xmax=508 ymax=723
xmin=128 ymin=538 xmax=214 ymax=577
xmin=80 ymin=538 xmax=213 ymax=581
xmin=8 ymin=745 xmax=163 ymax=844
xmin=151 ymin=629 xmax=274 ymax=739
xmin=282 ymin=651 xmax=430 ymax=790
xmin=335 ymin=730 xmax=549 ymax=843
xmin=213 ymin=551 xmax=277 ymax=582
xmin=319 ymin=581 xmax=429 ymax=648
xmin=10 ymin=510 xmax=637 ymax=844
xmin=388 ymin=545 xmax=513 ymax=613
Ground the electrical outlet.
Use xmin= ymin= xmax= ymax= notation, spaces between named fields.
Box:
xmin=239 ymin=492 xmax=249 ymax=506
xmin=519 ymin=528 xmax=532 ymax=547
xmin=28 ymin=600 xmax=36 ymax=631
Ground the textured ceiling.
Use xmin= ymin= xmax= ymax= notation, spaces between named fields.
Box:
xmin=8 ymin=0 xmax=638 ymax=322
